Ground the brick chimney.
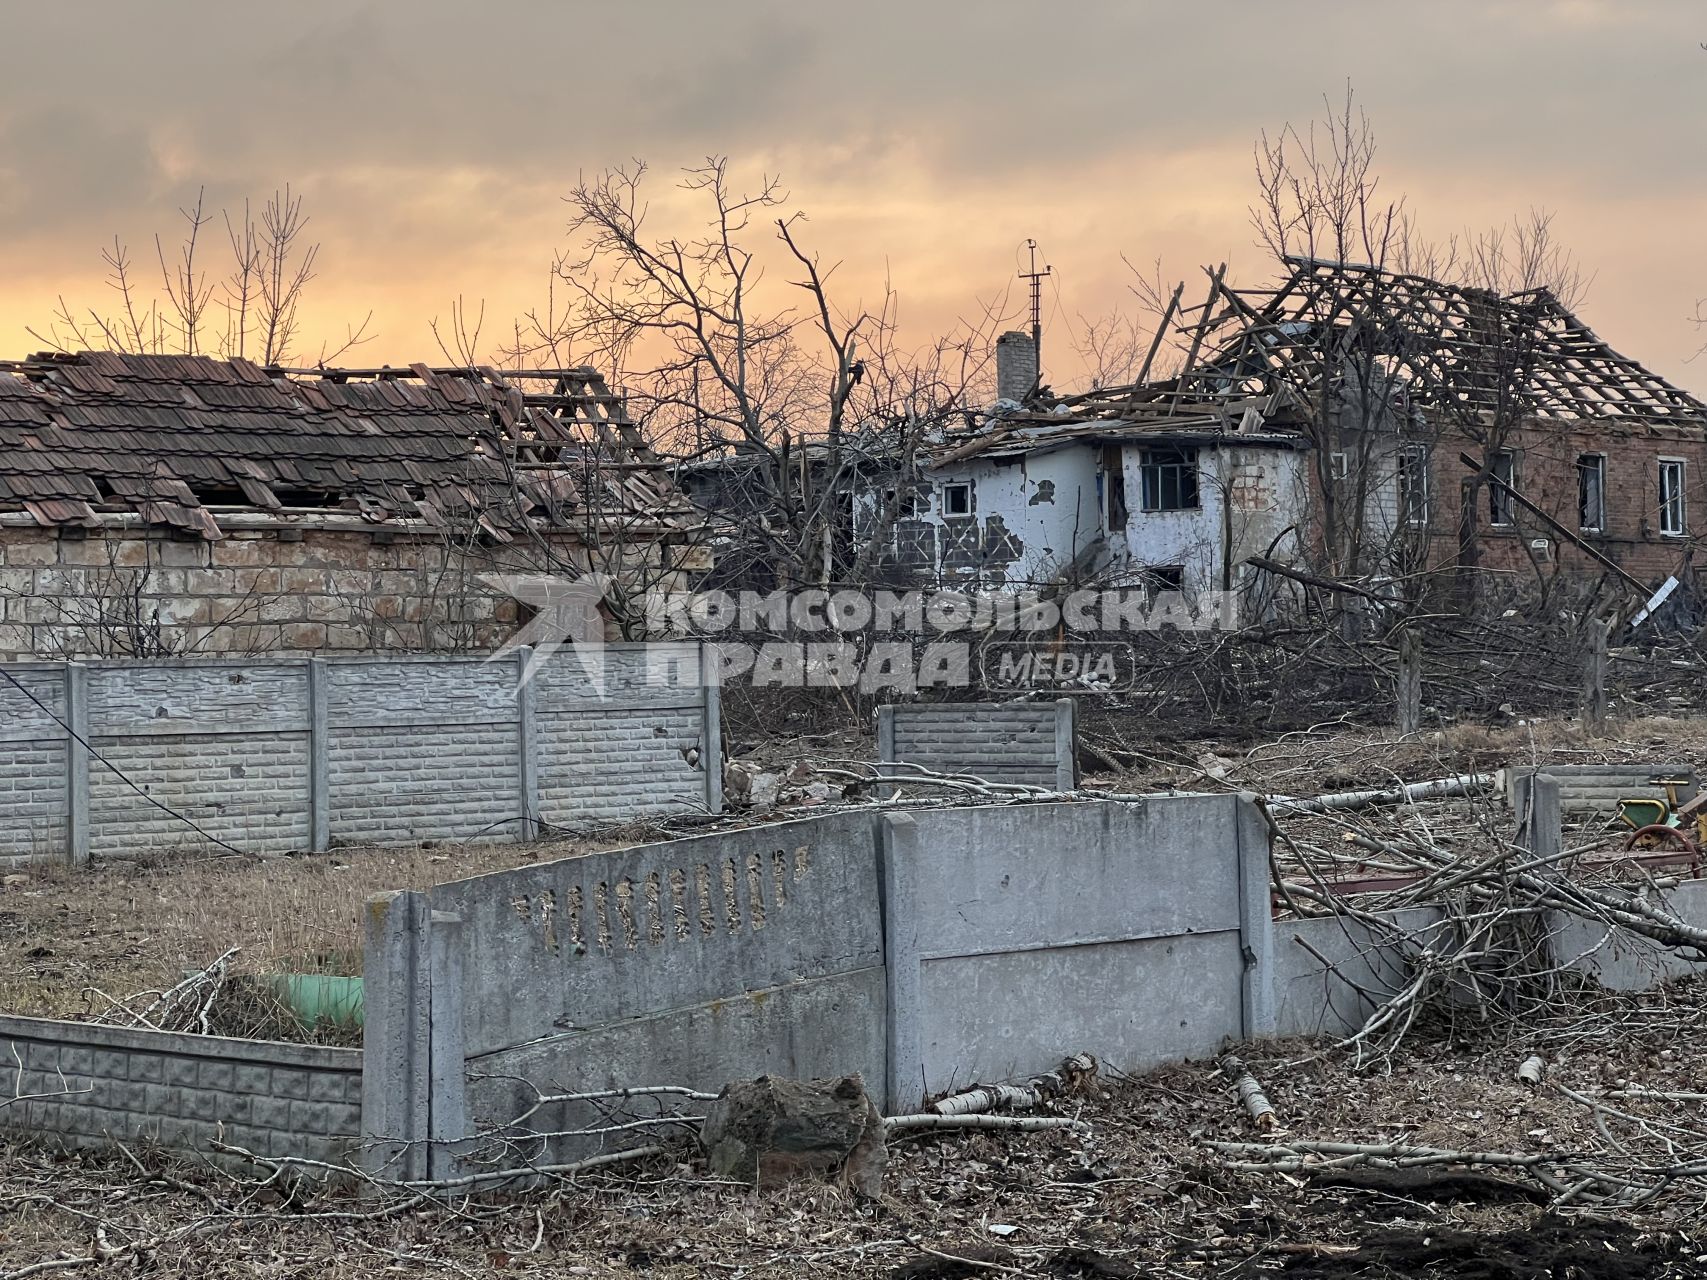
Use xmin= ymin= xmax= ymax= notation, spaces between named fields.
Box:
xmin=995 ymin=330 xmax=1038 ymax=403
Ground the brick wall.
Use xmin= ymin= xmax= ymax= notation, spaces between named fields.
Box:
xmin=0 ymin=1014 xmax=361 ymax=1166
xmin=1420 ymin=419 xmax=1705 ymax=587
xmin=877 ymin=699 xmax=1076 ymax=790
xmin=0 ymin=645 xmax=720 ymax=864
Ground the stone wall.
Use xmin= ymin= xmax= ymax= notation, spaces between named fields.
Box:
xmin=0 ymin=520 xmax=674 ymax=659
xmin=0 ymin=1014 xmax=362 ymax=1165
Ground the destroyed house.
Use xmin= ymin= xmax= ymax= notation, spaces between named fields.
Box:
xmin=865 ymin=332 xmax=1311 ymax=592
xmin=880 ymin=262 xmax=1707 ymax=600
xmin=0 ymin=352 xmax=702 ymax=657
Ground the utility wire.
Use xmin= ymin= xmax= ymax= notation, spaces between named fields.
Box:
xmin=0 ymin=664 xmax=250 ymax=858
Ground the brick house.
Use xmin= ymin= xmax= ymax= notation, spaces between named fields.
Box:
xmin=0 ymin=353 xmax=703 ymax=657
xmin=880 ymin=263 xmax=1704 ymax=608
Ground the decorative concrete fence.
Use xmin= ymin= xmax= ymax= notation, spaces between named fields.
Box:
xmin=0 ymin=1014 xmax=361 ymax=1165
xmin=361 ymin=793 xmax=1269 ymax=1176
xmin=876 ymin=699 xmax=1076 ymax=791
xmin=0 ymin=643 xmax=721 ymax=865
xmin=8 ymin=776 xmax=1707 ymax=1176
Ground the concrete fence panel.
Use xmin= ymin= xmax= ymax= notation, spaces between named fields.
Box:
xmin=877 ymin=699 xmax=1076 ymax=791
xmin=878 ymin=796 xmax=1272 ymax=1112
xmin=0 ymin=1014 xmax=361 ymax=1166
xmin=0 ymin=645 xmax=723 ymax=863
xmin=1509 ymin=763 xmax=1697 ymax=817
xmin=405 ymin=811 xmax=887 ymax=1170
xmin=85 ymin=660 xmax=313 ymax=856
xmin=0 ymin=664 xmax=71 ymax=864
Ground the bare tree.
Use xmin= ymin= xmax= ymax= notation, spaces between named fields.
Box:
xmin=507 ymin=158 xmax=1005 ymax=594
xmin=30 ymin=185 xmax=373 ymax=366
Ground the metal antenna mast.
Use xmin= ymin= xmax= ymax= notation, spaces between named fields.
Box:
xmin=1019 ymin=239 xmax=1052 ymax=387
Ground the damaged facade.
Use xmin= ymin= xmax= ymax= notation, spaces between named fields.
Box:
xmin=873 ymin=262 xmax=1706 ymax=603
xmin=0 ymin=352 xmax=702 ymax=657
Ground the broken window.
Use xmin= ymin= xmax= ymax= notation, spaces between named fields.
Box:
xmin=1144 ymin=565 xmax=1185 ymax=593
xmin=1577 ymin=455 xmax=1606 ymax=532
xmin=881 ymin=486 xmax=922 ymax=520
xmin=1660 ymin=459 xmax=1687 ymax=536
xmin=1396 ymin=444 xmax=1429 ymax=527
xmin=1488 ymin=451 xmax=1517 ymax=527
xmin=1100 ymin=446 xmax=1129 ymax=531
xmin=940 ymin=482 xmax=972 ymax=518
xmin=1139 ymin=447 xmax=1199 ymax=511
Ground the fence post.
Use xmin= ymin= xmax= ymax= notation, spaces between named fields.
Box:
xmin=1518 ymin=773 xmax=1562 ymax=865
xmin=1396 ymin=630 xmax=1421 ymax=736
xmin=427 ymin=910 xmax=468 ymax=1181
xmin=65 ymin=662 xmax=90 ymax=866
xmin=1233 ymin=793 xmax=1276 ymax=1040
xmin=515 ymin=646 xmax=538 ymax=842
xmin=361 ymin=890 xmax=431 ymax=1183
xmin=1053 ymin=698 xmax=1077 ymax=792
xmin=875 ymin=705 xmax=896 ymax=768
xmin=701 ymin=647 xmax=723 ymax=815
xmin=307 ymin=657 xmax=329 ymax=853
xmin=1581 ymin=618 xmax=1608 ymax=737
xmin=878 ymin=811 xmax=922 ymax=1115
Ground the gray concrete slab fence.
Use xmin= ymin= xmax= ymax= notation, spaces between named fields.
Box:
xmin=8 ymin=774 xmax=1707 ymax=1176
xmin=0 ymin=644 xmax=722 ymax=865
xmin=876 ymin=699 xmax=1076 ymax=791
xmin=0 ymin=1014 xmax=362 ymax=1165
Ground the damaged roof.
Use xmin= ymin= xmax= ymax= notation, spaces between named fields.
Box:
xmin=935 ymin=256 xmax=1707 ymax=467
xmin=0 ymin=352 xmax=695 ymax=540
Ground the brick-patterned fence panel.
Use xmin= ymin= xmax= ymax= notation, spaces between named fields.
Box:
xmin=0 ymin=644 xmax=721 ymax=865
xmin=0 ymin=665 xmax=72 ymax=861
xmin=0 ymin=1015 xmax=362 ymax=1166
xmin=1508 ymin=763 xmax=1697 ymax=816
xmin=877 ymin=699 xmax=1076 ymax=791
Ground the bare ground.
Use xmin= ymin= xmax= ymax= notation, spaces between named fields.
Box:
xmin=5 ymin=1004 xmax=1707 ymax=1277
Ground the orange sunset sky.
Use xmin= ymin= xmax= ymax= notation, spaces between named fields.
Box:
xmin=2 ymin=0 xmax=1704 ymax=396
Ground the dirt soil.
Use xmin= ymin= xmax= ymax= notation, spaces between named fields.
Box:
xmin=6 ymin=1012 xmax=1707 ymax=1277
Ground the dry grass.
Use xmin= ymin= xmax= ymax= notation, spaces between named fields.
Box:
xmin=0 ymin=832 xmax=624 ymax=1024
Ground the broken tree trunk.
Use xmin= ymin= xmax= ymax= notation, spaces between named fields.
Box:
xmin=1582 ymin=617 xmax=1608 ymax=736
xmin=1217 ymin=1053 xmax=1277 ymax=1132
xmin=700 ymin=1074 xmax=887 ymax=1198
xmin=1397 ymin=629 xmax=1422 ymax=736
xmin=1270 ymin=774 xmax=1495 ymax=815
